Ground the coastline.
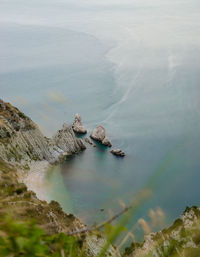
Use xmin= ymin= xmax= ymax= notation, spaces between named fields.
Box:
xmin=1 ymin=99 xmax=200 ymax=256
xmin=20 ymin=160 xmax=51 ymax=202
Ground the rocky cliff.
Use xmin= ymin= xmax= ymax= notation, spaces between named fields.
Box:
xmin=0 ymin=99 xmax=85 ymax=164
xmin=123 ymin=206 xmax=200 ymax=257
xmin=1 ymin=99 xmax=199 ymax=257
xmin=0 ymin=99 xmax=87 ymax=234
xmin=0 ymin=99 xmax=121 ymax=257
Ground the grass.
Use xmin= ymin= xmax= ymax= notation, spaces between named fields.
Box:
xmin=0 ymin=215 xmax=86 ymax=257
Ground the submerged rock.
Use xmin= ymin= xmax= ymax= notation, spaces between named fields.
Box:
xmin=72 ymin=113 xmax=87 ymax=134
xmin=90 ymin=125 xmax=112 ymax=147
xmin=84 ymin=137 xmax=93 ymax=145
xmin=110 ymin=149 xmax=125 ymax=157
xmin=84 ymin=137 xmax=97 ymax=147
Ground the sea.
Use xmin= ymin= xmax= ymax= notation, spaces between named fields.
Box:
xmin=1 ymin=0 xmax=200 ymax=240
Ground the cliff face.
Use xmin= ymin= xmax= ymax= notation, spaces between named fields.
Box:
xmin=0 ymin=99 xmax=121 ymax=257
xmin=0 ymin=157 xmax=86 ymax=235
xmin=0 ymin=99 xmax=87 ymax=234
xmin=0 ymin=99 xmax=85 ymax=164
xmin=1 ymin=99 xmax=199 ymax=257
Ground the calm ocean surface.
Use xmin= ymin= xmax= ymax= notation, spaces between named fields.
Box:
xmin=1 ymin=0 xmax=200 ymax=239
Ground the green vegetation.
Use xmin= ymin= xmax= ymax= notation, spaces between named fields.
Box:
xmin=1 ymin=156 xmax=200 ymax=257
xmin=1 ymin=99 xmax=200 ymax=256
xmin=0 ymin=216 xmax=86 ymax=257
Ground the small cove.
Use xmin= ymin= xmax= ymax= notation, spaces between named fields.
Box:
xmin=1 ymin=0 xmax=200 ymax=241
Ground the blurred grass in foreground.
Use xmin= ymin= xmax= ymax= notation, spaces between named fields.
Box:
xmin=0 ymin=215 xmax=86 ymax=257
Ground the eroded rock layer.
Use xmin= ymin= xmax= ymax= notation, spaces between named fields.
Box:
xmin=0 ymin=99 xmax=85 ymax=164
xmin=0 ymin=99 xmax=120 ymax=257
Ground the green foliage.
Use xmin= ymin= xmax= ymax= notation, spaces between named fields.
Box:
xmin=0 ymin=216 xmax=86 ymax=257
xmin=123 ymin=242 xmax=141 ymax=256
xmin=104 ymin=223 xmax=126 ymax=237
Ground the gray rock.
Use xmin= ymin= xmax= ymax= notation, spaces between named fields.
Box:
xmin=84 ymin=137 xmax=93 ymax=145
xmin=90 ymin=125 xmax=105 ymax=141
xmin=102 ymin=137 xmax=112 ymax=147
xmin=110 ymin=149 xmax=125 ymax=157
xmin=72 ymin=114 xmax=87 ymax=134
xmin=53 ymin=123 xmax=86 ymax=155
xmin=0 ymin=99 xmax=6 ymax=110
xmin=90 ymin=125 xmax=112 ymax=147
xmin=84 ymin=137 xmax=97 ymax=147
xmin=0 ymin=100 xmax=86 ymax=164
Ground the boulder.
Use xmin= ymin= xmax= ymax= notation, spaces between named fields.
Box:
xmin=90 ymin=125 xmax=105 ymax=141
xmin=72 ymin=114 xmax=87 ymax=134
xmin=90 ymin=125 xmax=112 ymax=147
xmin=102 ymin=137 xmax=112 ymax=147
xmin=110 ymin=149 xmax=125 ymax=157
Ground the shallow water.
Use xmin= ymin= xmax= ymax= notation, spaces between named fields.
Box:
xmin=1 ymin=0 xmax=200 ymax=240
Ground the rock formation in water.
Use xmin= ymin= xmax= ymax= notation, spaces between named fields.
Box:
xmin=53 ymin=122 xmax=86 ymax=154
xmin=72 ymin=113 xmax=87 ymax=134
xmin=84 ymin=137 xmax=96 ymax=147
xmin=110 ymin=148 xmax=125 ymax=157
xmin=1 ymin=99 xmax=199 ymax=257
xmin=90 ymin=125 xmax=112 ymax=147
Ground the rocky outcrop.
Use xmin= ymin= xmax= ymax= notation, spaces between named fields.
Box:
xmin=86 ymin=235 xmax=121 ymax=257
xmin=90 ymin=125 xmax=112 ymax=147
xmin=84 ymin=137 xmax=96 ymax=147
xmin=3 ymin=99 xmax=199 ymax=257
xmin=72 ymin=113 xmax=87 ymax=134
xmin=111 ymin=149 xmax=125 ymax=157
xmin=102 ymin=137 xmax=112 ymax=147
xmin=123 ymin=206 xmax=200 ymax=257
xmin=53 ymin=123 xmax=86 ymax=154
xmin=0 ymin=100 xmax=121 ymax=257
xmin=0 ymin=100 xmax=86 ymax=164
xmin=90 ymin=125 xmax=106 ymax=142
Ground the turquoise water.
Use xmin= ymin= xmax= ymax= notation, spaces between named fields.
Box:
xmin=1 ymin=0 xmax=200 ymax=239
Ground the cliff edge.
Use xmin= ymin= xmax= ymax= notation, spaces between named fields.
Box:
xmin=0 ymin=99 xmax=121 ymax=257
xmin=0 ymin=99 xmax=85 ymax=164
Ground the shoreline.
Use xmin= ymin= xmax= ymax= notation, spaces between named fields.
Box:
xmin=21 ymin=160 xmax=51 ymax=202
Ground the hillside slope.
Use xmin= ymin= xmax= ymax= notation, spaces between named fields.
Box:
xmin=0 ymin=99 xmax=121 ymax=257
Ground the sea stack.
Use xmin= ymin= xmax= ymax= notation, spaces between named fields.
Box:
xmin=110 ymin=149 xmax=125 ymax=157
xmin=90 ymin=125 xmax=112 ymax=147
xmin=72 ymin=113 xmax=87 ymax=134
